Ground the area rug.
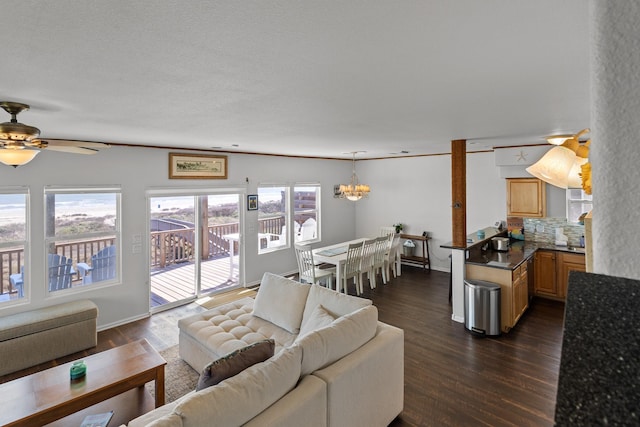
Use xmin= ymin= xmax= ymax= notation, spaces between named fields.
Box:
xmin=196 ymin=287 xmax=258 ymax=310
xmin=146 ymin=345 xmax=199 ymax=403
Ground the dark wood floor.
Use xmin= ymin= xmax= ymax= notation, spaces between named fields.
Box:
xmin=0 ymin=266 xmax=565 ymax=426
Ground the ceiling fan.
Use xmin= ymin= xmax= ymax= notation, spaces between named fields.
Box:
xmin=0 ymin=101 xmax=110 ymax=167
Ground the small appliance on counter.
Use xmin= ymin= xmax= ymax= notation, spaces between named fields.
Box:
xmin=491 ymin=237 xmax=510 ymax=252
xmin=555 ymin=228 xmax=569 ymax=246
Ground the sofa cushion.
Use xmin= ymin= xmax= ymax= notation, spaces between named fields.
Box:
xmin=295 ymin=304 xmax=378 ymax=376
xmin=196 ymin=339 xmax=275 ymax=391
xmin=174 ymin=345 xmax=303 ymax=427
xmin=252 ymin=272 xmax=311 ymax=334
xmin=298 ymin=304 xmax=336 ymax=339
xmin=301 ymin=283 xmax=371 ymax=328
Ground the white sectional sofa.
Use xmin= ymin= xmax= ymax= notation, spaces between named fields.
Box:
xmin=127 ymin=272 xmax=404 ymax=427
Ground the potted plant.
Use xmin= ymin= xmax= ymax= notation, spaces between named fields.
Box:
xmin=393 ymin=223 xmax=403 ymax=234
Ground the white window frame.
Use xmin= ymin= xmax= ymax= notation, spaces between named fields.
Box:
xmin=0 ymin=187 xmax=30 ymax=304
xmin=44 ymin=186 xmax=122 ymax=295
xmin=566 ymin=189 xmax=593 ymax=223
xmin=293 ymin=183 xmax=321 ymax=244
xmin=258 ymin=184 xmax=290 ymax=254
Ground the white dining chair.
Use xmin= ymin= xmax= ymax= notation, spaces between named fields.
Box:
xmin=294 ymin=243 xmax=334 ymax=288
xmin=380 ymin=226 xmax=396 ymax=238
xmin=359 ymin=239 xmax=377 ymax=294
xmin=384 ymin=234 xmax=402 ymax=280
xmin=340 ymin=242 xmax=364 ymax=295
xmin=372 ymin=235 xmax=390 ymax=285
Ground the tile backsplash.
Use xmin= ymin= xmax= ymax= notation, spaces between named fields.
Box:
xmin=523 ymin=217 xmax=585 ymax=247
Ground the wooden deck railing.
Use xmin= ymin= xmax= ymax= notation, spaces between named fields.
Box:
xmin=0 ymin=217 xmax=288 ymax=295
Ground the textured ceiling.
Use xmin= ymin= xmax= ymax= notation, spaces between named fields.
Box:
xmin=1 ymin=1 xmax=590 ymax=159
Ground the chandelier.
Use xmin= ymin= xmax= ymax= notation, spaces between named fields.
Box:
xmin=339 ymin=152 xmax=370 ymax=201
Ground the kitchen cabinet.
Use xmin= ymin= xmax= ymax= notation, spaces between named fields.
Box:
xmin=466 ymin=260 xmax=530 ymax=333
xmin=534 ymin=250 xmax=557 ymax=298
xmin=534 ymin=250 xmax=585 ymax=301
xmin=512 ymin=262 xmax=528 ymax=325
xmin=557 ymin=252 xmax=587 ymax=299
xmin=506 ymin=178 xmax=546 ymax=218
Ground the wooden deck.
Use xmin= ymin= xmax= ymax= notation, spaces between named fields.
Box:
xmin=150 ymin=255 xmax=240 ymax=308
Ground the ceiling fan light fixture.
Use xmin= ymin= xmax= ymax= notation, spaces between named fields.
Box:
xmin=0 ymin=146 xmax=40 ymax=167
xmin=0 ymin=122 xmax=41 ymax=142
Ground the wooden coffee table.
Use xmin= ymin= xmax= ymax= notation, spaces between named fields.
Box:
xmin=0 ymin=339 xmax=166 ymax=427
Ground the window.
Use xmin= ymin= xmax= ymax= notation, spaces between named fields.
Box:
xmin=0 ymin=188 xmax=29 ymax=302
xmin=258 ymin=185 xmax=289 ymax=253
xmin=45 ymin=187 xmax=121 ymax=293
xmin=566 ymin=189 xmax=592 ymax=223
xmin=294 ymin=184 xmax=320 ymax=243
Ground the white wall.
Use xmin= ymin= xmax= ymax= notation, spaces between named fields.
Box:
xmin=354 ymin=151 xmax=507 ymax=271
xmin=0 ymin=147 xmax=356 ymax=327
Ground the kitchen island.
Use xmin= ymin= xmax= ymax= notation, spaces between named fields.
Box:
xmin=464 ymin=238 xmax=585 ymax=333
xmin=441 ymin=226 xmax=586 ymax=332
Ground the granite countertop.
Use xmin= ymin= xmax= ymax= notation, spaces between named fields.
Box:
xmin=465 ymin=240 xmax=585 ymax=271
xmin=440 ymin=226 xmax=507 ymax=250
xmin=554 ymin=271 xmax=640 ymax=425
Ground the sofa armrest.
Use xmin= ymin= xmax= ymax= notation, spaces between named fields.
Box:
xmin=312 ymin=322 xmax=404 ymax=427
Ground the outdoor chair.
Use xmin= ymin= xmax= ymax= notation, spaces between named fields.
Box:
xmin=48 ymin=253 xmax=75 ymax=291
xmin=298 ymin=218 xmax=317 ymax=241
xmin=267 ymin=225 xmax=287 ymax=248
xmin=9 ymin=266 xmax=24 ymax=298
xmin=77 ymin=245 xmax=116 ymax=284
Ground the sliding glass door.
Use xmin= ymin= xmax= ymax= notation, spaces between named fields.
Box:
xmin=148 ymin=190 xmax=242 ymax=312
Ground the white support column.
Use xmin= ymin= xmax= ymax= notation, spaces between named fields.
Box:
xmin=451 ymin=249 xmax=466 ymax=323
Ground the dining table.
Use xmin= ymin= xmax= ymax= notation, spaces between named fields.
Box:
xmin=313 ymin=238 xmax=367 ymax=291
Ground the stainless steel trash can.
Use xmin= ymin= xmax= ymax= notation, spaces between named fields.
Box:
xmin=464 ymin=279 xmax=501 ymax=336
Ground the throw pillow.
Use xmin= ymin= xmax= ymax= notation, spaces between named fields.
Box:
xmin=297 ymin=304 xmax=336 ymax=340
xmin=196 ymin=339 xmax=275 ymax=391
xmin=252 ymin=272 xmax=311 ymax=334
xmin=301 ymin=283 xmax=372 ymax=328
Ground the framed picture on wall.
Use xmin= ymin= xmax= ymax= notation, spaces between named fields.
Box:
xmin=169 ymin=153 xmax=228 ymax=179
xmin=247 ymin=194 xmax=258 ymax=211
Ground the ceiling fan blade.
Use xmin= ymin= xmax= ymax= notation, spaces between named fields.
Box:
xmin=40 ymin=139 xmax=111 ymax=149
xmin=42 ymin=144 xmax=100 ymax=155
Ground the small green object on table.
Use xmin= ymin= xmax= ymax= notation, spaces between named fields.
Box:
xmin=70 ymin=360 xmax=87 ymax=380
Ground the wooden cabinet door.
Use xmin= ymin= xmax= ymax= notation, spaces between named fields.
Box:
xmin=557 ymin=253 xmax=586 ymax=299
xmin=512 ymin=264 xmax=528 ymax=324
xmin=534 ymin=250 xmax=557 ymax=297
xmin=518 ymin=262 xmax=529 ymax=317
xmin=507 ymin=178 xmax=546 ymax=218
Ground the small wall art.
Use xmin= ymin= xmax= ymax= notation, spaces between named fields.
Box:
xmin=247 ymin=194 xmax=258 ymax=211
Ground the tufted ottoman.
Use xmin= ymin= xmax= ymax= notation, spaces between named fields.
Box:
xmin=178 ymin=297 xmax=297 ymax=372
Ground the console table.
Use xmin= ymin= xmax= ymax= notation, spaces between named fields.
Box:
xmin=400 ymin=233 xmax=431 ymax=271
